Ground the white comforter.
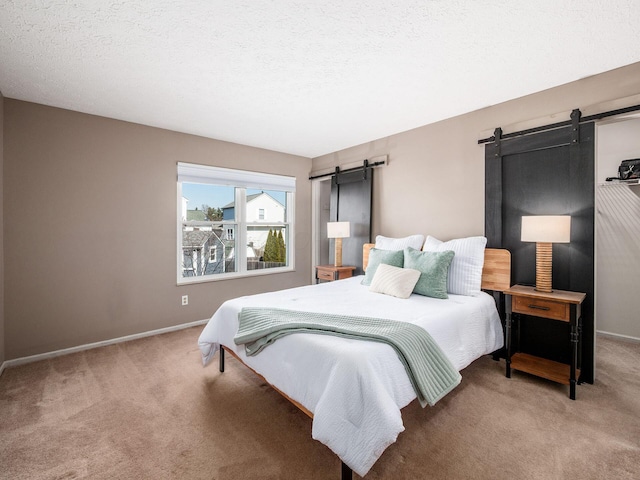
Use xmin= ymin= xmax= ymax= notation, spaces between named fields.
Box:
xmin=198 ymin=276 xmax=503 ymax=476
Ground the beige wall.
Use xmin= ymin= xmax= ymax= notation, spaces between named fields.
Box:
xmin=5 ymin=62 xmax=640 ymax=361
xmin=0 ymin=91 xmax=5 ymax=366
xmin=312 ymin=62 xmax=640 ymax=243
xmin=313 ymin=62 xmax=640 ymax=343
xmin=4 ymin=100 xmax=312 ymax=359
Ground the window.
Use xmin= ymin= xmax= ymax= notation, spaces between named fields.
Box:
xmin=177 ymin=162 xmax=295 ymax=284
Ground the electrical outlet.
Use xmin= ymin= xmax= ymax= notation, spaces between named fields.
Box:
xmin=181 ymin=295 xmax=188 ymax=306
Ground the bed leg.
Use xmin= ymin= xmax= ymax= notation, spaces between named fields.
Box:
xmin=341 ymin=461 xmax=352 ymax=480
xmin=219 ymin=346 xmax=225 ymax=373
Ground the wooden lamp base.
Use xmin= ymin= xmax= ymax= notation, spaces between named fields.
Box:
xmin=334 ymin=237 xmax=343 ymax=267
xmin=535 ymin=241 xmax=553 ymax=293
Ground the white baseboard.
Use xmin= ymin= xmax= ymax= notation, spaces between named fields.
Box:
xmin=1 ymin=318 xmax=210 ymax=372
xmin=596 ymin=330 xmax=640 ymax=343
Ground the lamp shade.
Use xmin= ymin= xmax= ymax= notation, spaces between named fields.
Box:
xmin=521 ymin=216 xmax=571 ymax=243
xmin=327 ymin=221 xmax=350 ymax=239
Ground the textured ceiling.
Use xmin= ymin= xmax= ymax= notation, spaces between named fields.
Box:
xmin=1 ymin=1 xmax=640 ymax=158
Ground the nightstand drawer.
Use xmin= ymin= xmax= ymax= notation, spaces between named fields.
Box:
xmin=315 ymin=265 xmax=356 ymax=283
xmin=513 ymin=295 xmax=570 ymax=322
xmin=316 ymin=270 xmax=335 ymax=281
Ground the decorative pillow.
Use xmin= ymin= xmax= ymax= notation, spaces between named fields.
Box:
xmin=375 ymin=234 xmax=425 ymax=251
xmin=403 ymin=247 xmax=455 ymax=299
xmin=422 ymin=236 xmax=487 ymax=296
xmin=361 ymin=248 xmax=404 ymax=286
xmin=369 ymin=264 xmax=420 ymax=299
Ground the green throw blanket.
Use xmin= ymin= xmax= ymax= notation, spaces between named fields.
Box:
xmin=234 ymin=307 xmax=462 ymax=407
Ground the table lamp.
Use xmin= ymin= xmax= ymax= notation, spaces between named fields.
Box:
xmin=327 ymin=221 xmax=350 ymax=267
xmin=521 ymin=215 xmax=571 ymax=293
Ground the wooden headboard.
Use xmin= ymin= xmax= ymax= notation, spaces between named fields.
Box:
xmin=362 ymin=243 xmax=511 ymax=292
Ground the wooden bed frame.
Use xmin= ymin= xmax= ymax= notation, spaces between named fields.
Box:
xmin=219 ymin=244 xmax=511 ymax=479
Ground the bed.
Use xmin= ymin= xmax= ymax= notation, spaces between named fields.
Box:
xmin=198 ymin=242 xmax=511 ymax=478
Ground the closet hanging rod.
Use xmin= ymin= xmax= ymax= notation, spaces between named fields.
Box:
xmin=308 ymin=159 xmax=385 ymax=180
xmin=478 ymin=103 xmax=640 ymax=145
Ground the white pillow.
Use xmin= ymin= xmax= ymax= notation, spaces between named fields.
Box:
xmin=375 ymin=234 xmax=425 ymax=251
xmin=369 ymin=263 xmax=421 ymax=299
xmin=422 ymin=236 xmax=487 ymax=296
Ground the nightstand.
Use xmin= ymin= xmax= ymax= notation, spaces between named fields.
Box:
xmin=504 ymin=284 xmax=586 ymax=400
xmin=315 ymin=265 xmax=356 ymax=283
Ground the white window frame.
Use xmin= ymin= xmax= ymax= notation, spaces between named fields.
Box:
xmin=209 ymin=245 xmax=217 ymax=262
xmin=177 ymin=162 xmax=295 ymax=284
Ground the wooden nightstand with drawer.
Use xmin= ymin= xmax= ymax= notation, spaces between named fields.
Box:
xmin=504 ymin=284 xmax=586 ymax=400
xmin=315 ymin=265 xmax=356 ymax=283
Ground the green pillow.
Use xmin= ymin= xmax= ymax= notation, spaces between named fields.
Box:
xmin=361 ymin=248 xmax=404 ymax=286
xmin=403 ymin=247 xmax=455 ymax=299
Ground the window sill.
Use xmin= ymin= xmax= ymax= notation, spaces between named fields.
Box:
xmin=177 ymin=265 xmax=295 ymax=285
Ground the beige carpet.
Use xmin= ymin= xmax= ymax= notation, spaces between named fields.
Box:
xmin=1 ymin=328 xmax=639 ymax=479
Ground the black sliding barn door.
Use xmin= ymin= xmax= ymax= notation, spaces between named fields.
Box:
xmin=330 ymin=169 xmax=373 ymax=275
xmin=485 ymin=120 xmax=595 ymax=383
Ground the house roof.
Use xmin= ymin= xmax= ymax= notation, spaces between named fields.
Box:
xmin=182 ymin=229 xmax=222 ymax=248
xmin=186 ymin=209 xmax=207 ymax=221
xmin=1 ymin=2 xmax=639 ymax=158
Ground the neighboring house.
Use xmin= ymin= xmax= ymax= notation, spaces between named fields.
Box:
xmin=222 ymin=192 xmax=286 ymax=253
xmin=180 ymin=193 xmax=285 ymax=274
xmin=222 ymin=191 xmax=285 ymax=223
xmin=181 ymin=202 xmax=231 ymax=276
xmin=182 ymin=228 xmax=227 ymax=276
